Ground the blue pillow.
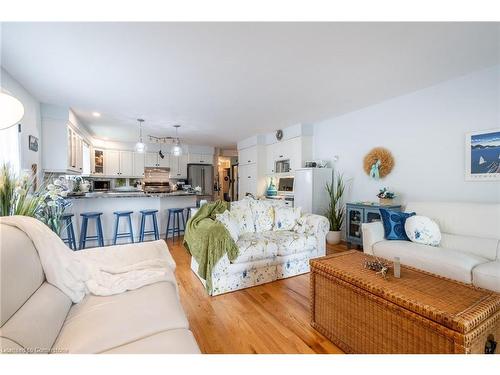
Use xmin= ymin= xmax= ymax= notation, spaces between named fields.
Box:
xmin=379 ymin=208 xmax=416 ymax=241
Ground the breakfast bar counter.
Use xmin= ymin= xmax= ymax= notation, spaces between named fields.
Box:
xmin=66 ymin=192 xmax=200 ymax=245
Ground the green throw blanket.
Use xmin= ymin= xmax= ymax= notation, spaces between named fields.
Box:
xmin=183 ymin=200 xmax=239 ymax=293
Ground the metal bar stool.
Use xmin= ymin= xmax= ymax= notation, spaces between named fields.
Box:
xmin=165 ymin=208 xmax=186 ymax=240
xmin=112 ymin=211 xmax=134 ymax=245
xmin=139 ymin=209 xmax=159 ymax=242
xmin=60 ymin=212 xmax=77 ymax=250
xmin=79 ymin=212 xmax=105 ymax=249
xmin=185 ymin=206 xmax=198 ymax=222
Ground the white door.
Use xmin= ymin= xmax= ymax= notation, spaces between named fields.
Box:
xmin=133 ymin=152 xmax=145 ymax=177
xmin=145 ymin=152 xmax=158 ymax=167
xmin=266 ymin=143 xmax=278 ymax=174
xmin=119 ymin=151 xmax=134 ymax=176
xmin=75 ymin=134 xmax=83 ymax=173
xmin=105 ymin=150 xmax=120 ymax=176
xmin=239 ymin=146 xmax=257 ymax=166
xmin=238 ymin=164 xmax=257 ymax=197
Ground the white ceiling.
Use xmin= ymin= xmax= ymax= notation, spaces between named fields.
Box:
xmin=1 ymin=22 xmax=499 ymax=147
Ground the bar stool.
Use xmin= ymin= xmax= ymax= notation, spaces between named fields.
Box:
xmin=185 ymin=206 xmax=198 ymax=222
xmin=79 ymin=212 xmax=104 ymax=249
xmin=165 ymin=208 xmax=185 ymax=240
xmin=60 ymin=213 xmax=77 ymax=250
xmin=139 ymin=209 xmax=159 ymax=242
xmin=112 ymin=211 xmax=134 ymax=245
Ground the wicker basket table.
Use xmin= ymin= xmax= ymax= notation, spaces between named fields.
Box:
xmin=310 ymin=251 xmax=500 ymax=354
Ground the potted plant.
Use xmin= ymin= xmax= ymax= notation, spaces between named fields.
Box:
xmin=377 ymin=187 xmax=395 ymax=205
xmin=0 ymin=163 xmax=70 ymax=234
xmin=325 ymin=172 xmax=345 ymax=245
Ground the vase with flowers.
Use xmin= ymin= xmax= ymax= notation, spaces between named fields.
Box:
xmin=377 ymin=187 xmax=396 ymax=205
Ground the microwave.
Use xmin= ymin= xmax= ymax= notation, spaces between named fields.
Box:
xmin=275 ymin=159 xmax=290 ymax=173
xmin=92 ymin=179 xmax=111 ymax=191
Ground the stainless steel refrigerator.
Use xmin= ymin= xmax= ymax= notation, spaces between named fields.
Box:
xmin=187 ymin=164 xmax=214 ymax=195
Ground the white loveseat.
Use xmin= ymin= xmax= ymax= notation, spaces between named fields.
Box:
xmin=191 ymin=198 xmax=329 ymax=296
xmin=0 ymin=223 xmax=200 ymax=354
xmin=362 ymin=202 xmax=500 ymax=292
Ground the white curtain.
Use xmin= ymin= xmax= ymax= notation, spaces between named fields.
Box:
xmin=0 ymin=124 xmax=20 ymax=173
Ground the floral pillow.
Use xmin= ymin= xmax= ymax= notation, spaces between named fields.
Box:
xmin=230 ymin=200 xmax=254 ymax=234
xmin=215 ymin=210 xmax=240 ymax=243
xmin=274 ymin=206 xmax=301 ymax=231
xmin=249 ymin=199 xmax=275 ymax=232
xmin=404 ymin=215 xmax=441 ymax=247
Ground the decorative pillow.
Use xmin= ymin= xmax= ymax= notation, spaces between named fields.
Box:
xmin=215 ymin=210 xmax=240 ymax=243
xmin=230 ymin=200 xmax=254 ymax=234
xmin=249 ymin=199 xmax=275 ymax=232
xmin=274 ymin=206 xmax=301 ymax=231
xmin=404 ymin=215 xmax=441 ymax=246
xmin=379 ymin=208 xmax=416 ymax=241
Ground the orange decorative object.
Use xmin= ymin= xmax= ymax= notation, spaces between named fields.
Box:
xmin=363 ymin=147 xmax=394 ymax=178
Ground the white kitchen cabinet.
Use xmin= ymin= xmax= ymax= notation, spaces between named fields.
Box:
xmin=158 ymin=153 xmax=170 ymax=168
xmin=66 ymin=127 xmax=83 ymax=173
xmin=133 ymin=152 xmax=145 ymax=177
xmin=239 ymin=146 xmax=258 ymax=166
xmin=265 ymin=143 xmax=279 ymax=174
xmin=286 ymin=137 xmax=302 ymax=171
xmin=145 ymin=152 xmax=158 ymax=167
xmin=105 ymin=150 xmax=120 ymax=176
xmin=188 ymin=153 xmax=213 ymax=164
xmin=169 ymin=155 xmax=188 ymax=179
xmin=238 ymin=163 xmax=257 ymax=197
xmin=119 ymin=151 xmax=134 ymax=176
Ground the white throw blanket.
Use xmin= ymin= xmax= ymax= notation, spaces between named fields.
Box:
xmin=0 ymin=215 xmax=178 ymax=303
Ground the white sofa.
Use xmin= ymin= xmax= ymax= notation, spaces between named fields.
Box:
xmin=191 ymin=198 xmax=329 ymax=296
xmin=362 ymin=202 xmax=500 ymax=292
xmin=0 ymin=223 xmax=200 ymax=354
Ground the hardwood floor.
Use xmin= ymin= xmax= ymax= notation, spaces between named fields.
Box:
xmin=166 ymin=237 xmax=346 ymax=354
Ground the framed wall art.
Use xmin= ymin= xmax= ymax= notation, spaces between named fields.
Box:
xmin=465 ymin=128 xmax=500 ymax=181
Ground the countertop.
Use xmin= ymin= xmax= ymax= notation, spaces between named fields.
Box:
xmin=67 ymin=191 xmax=201 ymax=199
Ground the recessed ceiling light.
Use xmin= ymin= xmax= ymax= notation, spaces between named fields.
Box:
xmin=92 ymin=112 xmax=101 ymax=117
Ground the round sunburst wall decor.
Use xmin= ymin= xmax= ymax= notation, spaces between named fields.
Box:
xmin=363 ymin=147 xmax=394 ymax=179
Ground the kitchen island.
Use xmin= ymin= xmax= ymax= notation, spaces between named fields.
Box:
xmin=66 ymin=191 xmax=201 ymax=246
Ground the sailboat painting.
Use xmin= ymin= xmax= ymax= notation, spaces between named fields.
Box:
xmin=465 ymin=129 xmax=500 ymax=181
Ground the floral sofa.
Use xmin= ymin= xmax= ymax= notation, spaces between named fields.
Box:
xmin=190 ymin=198 xmax=329 ymax=295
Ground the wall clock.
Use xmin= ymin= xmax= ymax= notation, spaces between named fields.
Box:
xmin=276 ymin=129 xmax=283 ymax=141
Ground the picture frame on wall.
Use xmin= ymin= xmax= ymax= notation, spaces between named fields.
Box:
xmin=28 ymin=135 xmax=39 ymax=152
xmin=465 ymin=128 xmax=500 ymax=181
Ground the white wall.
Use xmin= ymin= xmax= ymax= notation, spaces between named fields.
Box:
xmin=1 ymin=68 xmax=42 ymax=176
xmin=313 ymin=66 xmax=500 ymax=204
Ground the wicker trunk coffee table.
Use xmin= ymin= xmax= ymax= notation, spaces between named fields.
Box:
xmin=310 ymin=251 xmax=500 ymax=354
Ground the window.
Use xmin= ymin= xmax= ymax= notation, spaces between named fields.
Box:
xmin=0 ymin=124 xmax=20 ymax=173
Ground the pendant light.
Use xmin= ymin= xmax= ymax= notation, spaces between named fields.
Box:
xmin=171 ymin=125 xmax=182 ymax=156
xmin=135 ymin=118 xmax=146 ymax=153
xmin=0 ymin=89 xmax=25 ymax=130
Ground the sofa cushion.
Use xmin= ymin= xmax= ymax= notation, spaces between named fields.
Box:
xmin=249 ymin=199 xmax=275 ymax=232
xmin=230 ymin=199 xmax=254 ymax=234
xmin=262 ymin=230 xmax=316 ymax=256
xmin=440 ymin=233 xmax=499 ymax=261
xmin=215 ymin=210 xmax=240 ymax=242
xmin=0 ymin=282 xmax=72 ymax=354
xmin=53 ymin=281 xmax=189 ymax=353
xmin=372 ymin=240 xmax=488 ymax=284
xmin=472 ymin=261 xmax=500 ymax=293
xmin=234 ymin=232 xmax=278 ymax=264
xmin=0 ymin=225 xmax=45 ymax=326
xmin=405 ymin=215 xmax=441 ymax=246
xmin=274 ymin=206 xmax=301 ymax=231
xmin=379 ymin=208 xmax=415 ymax=241
xmin=101 ymin=329 xmax=201 ymax=354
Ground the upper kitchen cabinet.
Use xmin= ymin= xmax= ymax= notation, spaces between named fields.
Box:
xmin=105 ymin=150 xmax=135 ymax=176
xmin=145 ymin=151 xmax=169 ymax=167
xmin=239 ymin=146 xmax=258 ymax=166
xmin=41 ymin=105 xmax=86 ymax=174
xmin=133 ymin=152 xmax=145 ymax=177
xmin=169 ymin=155 xmax=188 ymax=179
xmin=188 ymin=153 xmax=213 ymax=164
xmin=266 ymin=136 xmax=312 ymax=174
